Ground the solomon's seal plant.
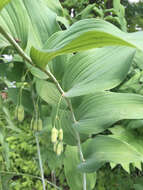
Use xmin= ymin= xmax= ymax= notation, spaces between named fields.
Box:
xmin=1 ymin=0 xmax=143 ymax=189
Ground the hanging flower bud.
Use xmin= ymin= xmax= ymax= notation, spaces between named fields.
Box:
xmin=51 ymin=127 xmax=58 ymax=143
xmin=53 ymin=141 xmax=58 ymax=152
xmin=56 ymin=142 xmax=63 ymax=156
xmin=37 ymin=118 xmax=43 ymax=131
xmin=17 ymin=105 xmax=24 ymax=122
xmin=58 ymin=129 xmax=63 ymax=141
xmin=33 ymin=119 xmax=38 ymax=131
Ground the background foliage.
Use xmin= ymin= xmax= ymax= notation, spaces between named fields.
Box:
xmin=1 ymin=0 xmax=143 ymax=190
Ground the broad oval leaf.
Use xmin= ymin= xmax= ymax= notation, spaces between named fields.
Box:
xmin=75 ymin=92 xmax=143 ymax=134
xmin=78 ymin=126 xmax=143 ymax=173
xmin=23 ymin=0 xmax=60 ymax=49
xmin=63 ymin=46 xmax=135 ymax=97
xmin=30 ymin=18 xmax=143 ymax=68
xmin=0 ymin=0 xmax=60 ymax=50
xmin=0 ymin=0 xmax=29 ymax=49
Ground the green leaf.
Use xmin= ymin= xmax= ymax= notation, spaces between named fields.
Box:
xmin=36 ymin=79 xmax=67 ymax=108
xmin=56 ymin=16 xmax=70 ymax=29
xmin=30 ymin=67 xmax=48 ymax=80
xmin=62 ymin=46 xmax=135 ymax=97
xmin=133 ymin=50 xmax=143 ymax=70
xmin=119 ymin=70 xmax=141 ymax=93
xmin=76 ymin=4 xmax=96 ymax=19
xmin=127 ymin=120 xmax=143 ymax=130
xmin=93 ymin=7 xmax=104 ymax=18
xmin=75 ymin=92 xmax=143 ymax=134
xmin=49 ymin=54 xmax=69 ymax=81
xmin=64 ymin=145 xmax=96 ymax=190
xmin=0 ymin=0 xmax=11 ymax=11
xmin=30 ymin=18 xmax=143 ymax=68
xmin=23 ymin=0 xmax=60 ymax=49
xmin=24 ymin=0 xmax=67 ymax=79
xmin=26 ymin=63 xmax=48 ymax=80
xmin=113 ymin=0 xmax=127 ymax=32
xmin=0 ymin=0 xmax=60 ymax=50
xmin=0 ymin=0 xmax=29 ymax=49
xmin=44 ymin=0 xmax=64 ymax=16
xmin=113 ymin=0 xmax=120 ymax=11
xmin=58 ymin=110 xmax=77 ymax=146
xmin=78 ymin=126 xmax=143 ymax=173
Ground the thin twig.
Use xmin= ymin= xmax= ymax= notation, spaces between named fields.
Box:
xmin=0 ymin=171 xmax=61 ymax=190
xmin=83 ymin=173 xmax=87 ymax=190
xmin=35 ymin=134 xmax=46 ymax=190
xmin=68 ymin=104 xmax=86 ymax=190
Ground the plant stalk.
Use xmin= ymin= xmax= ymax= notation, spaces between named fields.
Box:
xmin=72 ymin=118 xmax=86 ymax=190
xmin=0 ymin=26 xmax=87 ymax=190
xmin=35 ymin=134 xmax=46 ymax=190
xmin=51 ymin=170 xmax=56 ymax=185
xmin=63 ymin=98 xmax=86 ymax=189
